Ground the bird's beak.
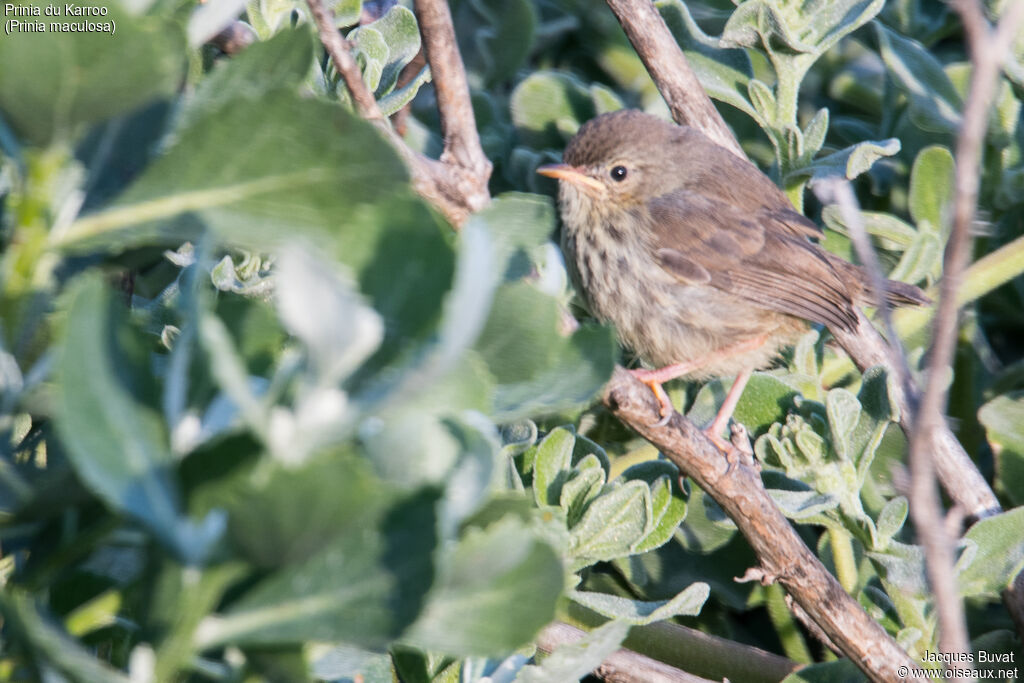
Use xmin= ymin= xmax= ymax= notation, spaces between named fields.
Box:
xmin=536 ymin=163 xmax=605 ymax=193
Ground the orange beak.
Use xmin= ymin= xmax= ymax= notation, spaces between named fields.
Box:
xmin=536 ymin=163 xmax=605 ymax=193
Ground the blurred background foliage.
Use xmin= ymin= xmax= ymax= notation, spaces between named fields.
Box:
xmin=0 ymin=0 xmax=1023 ymax=681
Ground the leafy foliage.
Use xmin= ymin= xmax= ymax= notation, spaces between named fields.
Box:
xmin=1 ymin=0 xmax=1023 ymax=681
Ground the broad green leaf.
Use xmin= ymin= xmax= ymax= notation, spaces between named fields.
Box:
xmin=349 ymin=5 xmax=420 ymax=97
xmin=452 ymin=0 xmax=537 ymax=86
xmin=889 ymin=231 xmax=941 ymax=284
xmin=720 ymin=1 xmax=815 ymax=53
xmin=568 ymin=480 xmax=651 ymax=567
xmin=978 ymin=393 xmax=1024 ymax=507
xmin=825 ymin=388 xmax=860 ymax=461
xmin=510 ymin=72 xmax=622 ymax=149
xmin=768 ymin=488 xmax=839 ymax=520
xmin=803 ymin=108 xmax=829 ymax=159
xmin=176 ymin=27 xmax=315 ymax=133
xmin=875 ymin=496 xmax=908 ymax=549
xmin=621 ymin=461 xmax=687 ymax=553
xmin=657 ymin=0 xmax=756 ymax=118
xmin=60 ymin=92 xmax=407 ymax=251
xmin=516 ymin=621 xmax=630 ymax=683
xmin=201 ymin=488 xmax=438 ymax=648
xmin=0 ymin=0 xmax=184 ymax=145
xmin=748 ymin=79 xmax=777 ymax=124
xmin=908 ymin=145 xmax=954 ymax=231
xmin=570 ymin=583 xmax=708 ymax=625
xmin=475 ymin=282 xmax=616 ymax=420
xmin=531 ymin=427 xmax=576 ymax=507
xmin=560 ymin=456 xmax=606 ymax=527
xmin=54 ymin=275 xmax=219 ymax=562
xmin=876 ymin=23 xmax=962 ymax=134
xmin=850 ymin=366 xmax=899 ymax=480
xmin=958 ymin=507 xmax=1024 ymax=598
xmin=781 ymin=658 xmax=864 ymax=683
xmin=310 ymin=644 xmax=394 ymax=683
xmin=0 ymin=592 xmax=131 ymax=683
xmin=821 ymin=206 xmax=918 ymax=250
xmin=349 ymin=26 xmax=388 ymax=92
xmin=378 ymin=65 xmax=432 ymax=117
xmin=224 ymin=453 xmax=382 ymax=569
xmin=869 ymin=541 xmax=928 ymax=598
xmin=688 ymin=372 xmax=798 ymax=436
xmin=402 ymin=518 xmax=563 ymax=656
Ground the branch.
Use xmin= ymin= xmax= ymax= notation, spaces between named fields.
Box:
xmin=909 ymin=0 xmax=1024 ymax=658
xmin=602 ymin=369 xmax=925 ymax=683
xmin=413 ymin=0 xmax=491 ymax=185
xmin=603 ymin=0 xmax=743 ymax=158
xmin=304 ymin=0 xmax=492 ymax=226
xmin=536 ymin=622 xmax=717 ymax=683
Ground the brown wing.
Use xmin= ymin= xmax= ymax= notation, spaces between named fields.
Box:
xmin=648 ymin=190 xmax=859 ymax=332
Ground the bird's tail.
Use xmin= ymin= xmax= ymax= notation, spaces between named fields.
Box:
xmin=881 ymin=278 xmax=930 ymax=307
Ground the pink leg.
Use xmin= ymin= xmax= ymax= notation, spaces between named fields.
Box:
xmin=629 ymin=335 xmax=768 ymax=427
xmin=704 ymin=366 xmax=753 ymax=450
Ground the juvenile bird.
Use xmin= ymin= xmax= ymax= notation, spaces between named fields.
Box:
xmin=538 ymin=110 xmax=926 ymax=449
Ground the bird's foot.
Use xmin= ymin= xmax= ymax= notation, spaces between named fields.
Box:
xmin=629 ymin=369 xmax=676 ymax=427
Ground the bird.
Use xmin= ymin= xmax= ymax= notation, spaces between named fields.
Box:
xmin=537 ymin=109 xmax=927 ymax=450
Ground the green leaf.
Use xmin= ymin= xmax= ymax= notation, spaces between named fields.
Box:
xmin=516 ymin=621 xmax=630 ymax=683
xmin=876 ymin=23 xmax=962 ymax=134
xmin=657 ymin=0 xmax=756 ymax=118
xmin=531 ymin=426 xmax=576 ymax=507
xmin=568 ymin=480 xmax=651 ymax=567
xmin=958 ymin=507 xmax=1024 ymax=598
xmin=908 ymin=145 xmax=954 ymax=231
xmin=349 ymin=26 xmax=388 ymax=92
xmin=176 ymin=27 xmax=315 ymax=133
xmin=687 ymin=372 xmax=798 ymax=436
xmin=570 ymin=583 xmax=708 ymax=625
xmin=402 ymin=518 xmax=564 ymax=656
xmin=781 ymin=658 xmax=864 ymax=683
xmin=452 ymin=0 xmax=537 ymax=85
xmin=475 ymin=283 xmax=616 ymax=420
xmin=60 ymin=91 xmax=407 ymax=251
xmin=224 ymin=453 xmax=382 ymax=569
xmin=353 ymin=5 xmax=421 ymax=96
xmin=0 ymin=591 xmax=132 ymax=683
xmin=748 ymin=79 xmax=777 ymax=124
xmin=789 ymin=138 xmax=901 ymax=182
xmin=510 ymin=72 xmax=621 ymax=149
xmin=803 ymin=108 xmax=829 ymax=159
xmin=888 ymin=231 xmax=942 ymax=285
xmin=560 ymin=456 xmax=606 ymax=528
xmin=620 ymin=461 xmax=688 ymax=553
xmin=720 ymin=1 xmax=815 ymax=53
xmin=0 ymin=0 xmax=184 ymax=145
xmin=54 ymin=275 xmax=220 ymax=562
xmin=201 ymin=488 xmax=439 ymax=648
xmin=825 ymin=388 xmax=860 ymax=461
xmin=875 ymin=496 xmax=908 ymax=548
xmin=768 ymin=488 xmax=839 ymax=520
xmin=979 ymin=393 xmax=1024 ymax=507
xmin=821 ymin=206 xmax=918 ymax=250
xmin=377 ymin=65 xmax=432 ymax=117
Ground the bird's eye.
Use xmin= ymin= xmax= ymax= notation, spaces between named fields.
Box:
xmin=610 ymin=165 xmax=628 ymax=181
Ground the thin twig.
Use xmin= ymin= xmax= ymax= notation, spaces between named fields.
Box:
xmin=536 ymin=622 xmax=716 ymax=683
xmin=909 ymin=0 xmax=1024 ymax=662
xmin=603 ymin=0 xmax=743 ymax=158
xmin=305 ymin=0 xmax=383 ymax=120
xmin=304 ymin=0 xmax=491 ymax=227
xmin=602 ymin=369 xmax=926 ymax=683
xmin=412 ymin=0 xmax=492 ymax=219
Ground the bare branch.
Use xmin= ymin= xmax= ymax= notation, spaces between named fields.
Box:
xmin=536 ymin=622 xmax=716 ymax=683
xmin=602 ymin=368 xmax=926 ymax=683
xmin=304 ymin=0 xmax=491 ymax=227
xmin=909 ymin=0 xmax=1024 ymax=659
xmin=604 ymin=0 xmax=743 ymax=158
xmin=414 ymin=0 xmax=492 ymax=211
